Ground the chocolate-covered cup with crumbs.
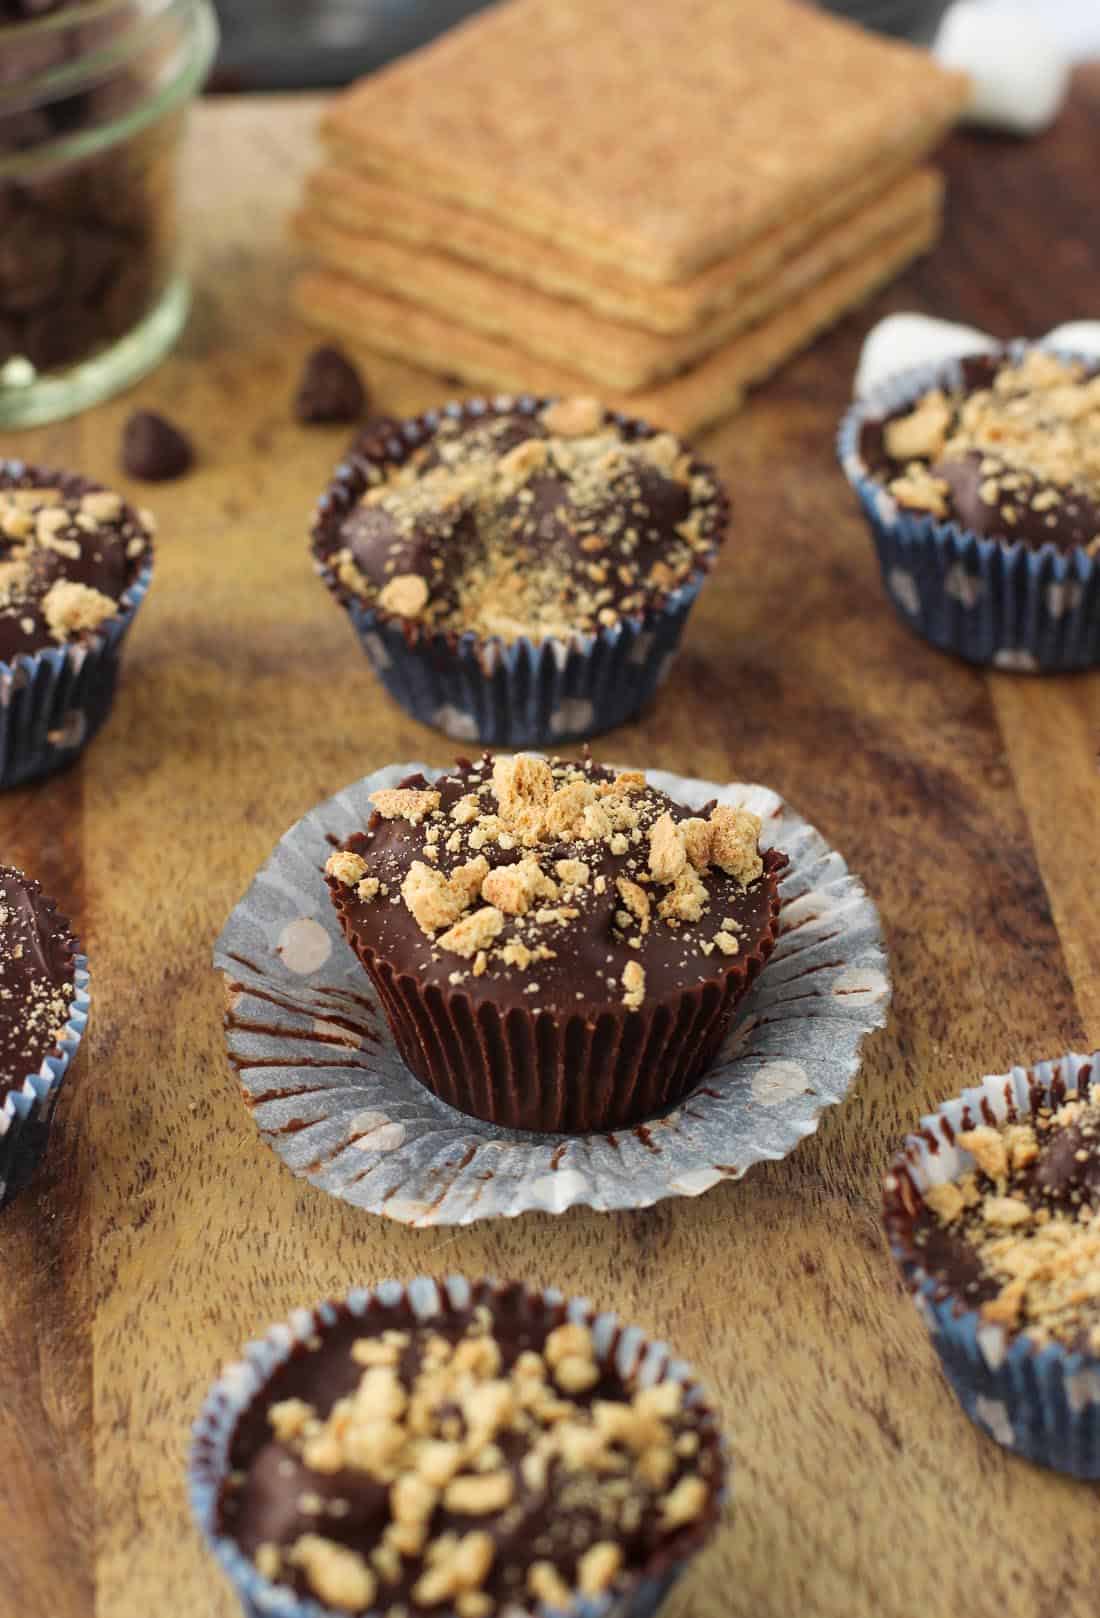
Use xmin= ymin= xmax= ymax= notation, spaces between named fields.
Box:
xmin=190 ymin=1276 xmax=727 ymax=1618
xmin=323 ymin=752 xmax=786 ymax=1133
xmin=0 ymin=459 xmax=154 ymax=786
xmin=884 ymin=1052 xmax=1100 ymax=1477
xmin=0 ymin=865 xmax=89 ymax=1206
xmin=310 ymin=396 xmax=728 ymax=746
xmin=839 ymin=343 xmax=1100 ymax=672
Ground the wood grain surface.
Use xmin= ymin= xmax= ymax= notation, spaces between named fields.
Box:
xmin=2 ymin=78 xmax=1099 ymax=1618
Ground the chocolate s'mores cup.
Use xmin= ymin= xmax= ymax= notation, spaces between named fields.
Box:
xmin=885 ymin=1052 xmax=1100 ymax=1478
xmin=324 ymin=753 xmax=786 ymax=1134
xmin=0 ymin=865 xmax=89 ymax=1206
xmin=839 ymin=344 xmax=1100 ymax=672
xmin=0 ymin=460 xmax=154 ymax=785
xmin=190 ymin=1276 xmax=727 ymax=1618
xmin=311 ymin=396 xmax=727 ymax=746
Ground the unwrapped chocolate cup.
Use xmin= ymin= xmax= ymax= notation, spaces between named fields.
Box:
xmin=0 ymin=461 xmax=154 ymax=788
xmin=189 ymin=1274 xmax=727 ymax=1618
xmin=837 ymin=342 xmax=1100 ymax=673
xmin=330 ymin=849 xmax=784 ymax=1135
xmin=883 ymin=1051 xmax=1100 ymax=1478
xmin=0 ymin=909 xmax=89 ymax=1209
xmin=310 ymin=397 xmax=727 ymax=746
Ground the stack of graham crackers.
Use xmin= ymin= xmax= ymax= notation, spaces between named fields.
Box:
xmin=292 ymin=0 xmax=968 ymax=434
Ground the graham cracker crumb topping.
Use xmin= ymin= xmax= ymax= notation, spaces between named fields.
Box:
xmin=0 ymin=475 xmax=151 ymax=653
xmin=882 ymin=351 xmax=1100 ymax=548
xmin=235 ymin=1304 xmax=713 ymax=1613
xmin=327 ymin=404 xmax=722 ymax=643
xmin=326 ymin=755 xmax=777 ymax=1014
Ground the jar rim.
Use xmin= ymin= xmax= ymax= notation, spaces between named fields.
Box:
xmin=0 ymin=0 xmax=218 ymax=175
xmin=0 ymin=0 xmax=215 ymax=101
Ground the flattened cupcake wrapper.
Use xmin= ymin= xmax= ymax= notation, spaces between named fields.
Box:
xmin=837 ymin=341 xmax=1100 ymax=673
xmin=884 ymin=1051 xmax=1100 ymax=1478
xmin=189 ymin=1275 xmax=726 ymax=1618
xmin=213 ymin=763 xmax=889 ymax=1225
xmin=0 ymin=952 xmax=89 ymax=1208
xmin=312 ymin=396 xmax=726 ymax=747
xmin=0 ymin=560 xmax=154 ymax=789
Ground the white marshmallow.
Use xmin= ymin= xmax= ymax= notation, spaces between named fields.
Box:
xmin=1041 ymin=322 xmax=1100 ymax=360
xmin=934 ymin=1 xmax=1071 ymax=135
xmin=854 ymin=313 xmax=997 ymax=399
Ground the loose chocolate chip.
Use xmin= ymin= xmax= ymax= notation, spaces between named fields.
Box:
xmin=121 ymin=410 xmax=194 ymax=482
xmin=294 ymin=345 xmax=367 ymax=425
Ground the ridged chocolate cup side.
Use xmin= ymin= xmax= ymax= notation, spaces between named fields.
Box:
xmin=309 ymin=397 xmax=728 ymax=747
xmin=328 ymin=853 xmax=783 ymax=1134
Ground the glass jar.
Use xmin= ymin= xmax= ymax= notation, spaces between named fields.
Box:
xmin=0 ymin=0 xmax=218 ymax=428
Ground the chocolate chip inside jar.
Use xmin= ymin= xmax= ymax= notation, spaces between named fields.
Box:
xmin=0 ymin=8 xmax=180 ymax=382
xmin=219 ymin=1291 xmax=722 ymax=1616
xmin=0 ymin=463 xmax=154 ymax=662
xmin=860 ymin=349 xmax=1100 ymax=553
xmin=0 ymin=866 xmax=77 ymax=1103
xmin=913 ymin=1091 xmax=1100 ymax=1358
xmin=317 ymin=398 xmax=726 ymax=643
xmin=324 ymin=753 xmax=787 ymax=1133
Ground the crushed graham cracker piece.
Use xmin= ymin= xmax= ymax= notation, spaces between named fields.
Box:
xmin=326 ymin=850 xmax=369 ymax=887
xmin=888 ymin=465 xmax=950 ymax=517
xmin=438 ymin=905 xmax=505 ymax=958
xmin=370 ymin=787 xmax=441 ymax=823
xmin=289 ymin=1535 xmax=376 ymax=1611
xmin=41 ymin=580 xmax=118 ymax=641
xmin=648 ymin=812 xmax=687 ymax=883
xmin=622 ymin=959 xmax=646 ymax=1010
xmin=540 ymin=396 xmax=604 ymax=437
xmin=377 ymin=572 xmax=429 ymax=615
xmin=884 ymin=389 xmax=952 ymax=462
xmin=708 ymin=805 xmax=763 ymax=885
xmin=958 ymin=1125 xmax=1008 ymax=1182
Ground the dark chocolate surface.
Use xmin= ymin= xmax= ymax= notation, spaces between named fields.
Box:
xmin=0 ymin=461 xmax=152 ymax=661
xmin=860 ymin=351 xmax=1100 ymax=552
xmin=328 ymin=756 xmax=784 ymax=1021
xmin=219 ymin=1288 xmax=720 ymax=1614
xmin=0 ymin=865 xmax=76 ymax=1101
xmin=315 ymin=401 xmax=725 ymax=643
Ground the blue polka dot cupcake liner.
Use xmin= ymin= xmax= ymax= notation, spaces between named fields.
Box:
xmin=837 ymin=341 xmax=1100 ymax=673
xmin=884 ymin=1051 xmax=1100 ymax=1479
xmin=0 ymin=461 xmax=155 ymax=789
xmin=311 ymin=398 xmax=726 ymax=747
xmin=0 ymin=943 xmax=89 ymax=1209
xmin=189 ymin=1275 xmax=727 ymax=1618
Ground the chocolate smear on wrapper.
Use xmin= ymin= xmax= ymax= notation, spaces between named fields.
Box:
xmin=121 ymin=410 xmax=194 ymax=481
xmin=295 ymin=345 xmax=367 ymax=424
xmin=213 ymin=762 xmax=889 ymax=1225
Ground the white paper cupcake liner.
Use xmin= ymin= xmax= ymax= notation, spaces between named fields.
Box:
xmin=884 ymin=1052 xmax=1100 ymax=1477
xmin=213 ymin=764 xmax=890 ymax=1225
xmin=189 ymin=1275 xmax=726 ymax=1618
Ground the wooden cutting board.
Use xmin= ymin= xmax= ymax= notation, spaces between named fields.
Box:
xmin=2 ymin=82 xmax=1099 ymax=1618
